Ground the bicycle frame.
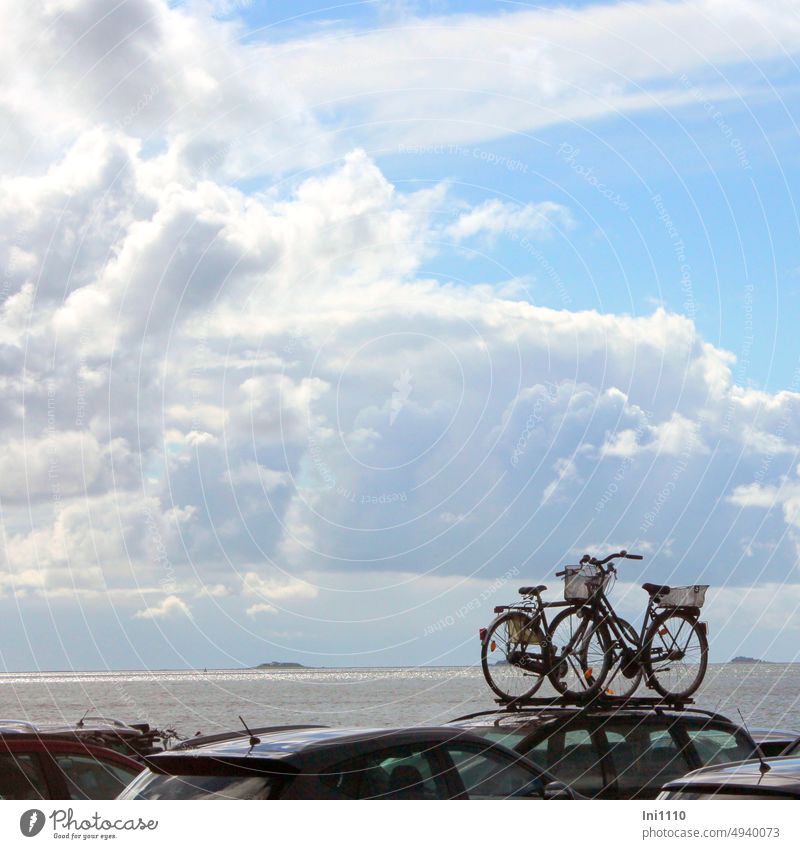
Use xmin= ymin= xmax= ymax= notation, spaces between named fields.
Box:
xmin=491 ymin=596 xmax=586 ymax=674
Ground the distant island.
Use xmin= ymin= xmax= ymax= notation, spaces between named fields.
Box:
xmin=256 ymin=661 xmax=306 ymax=669
xmin=730 ymin=656 xmax=770 ymax=664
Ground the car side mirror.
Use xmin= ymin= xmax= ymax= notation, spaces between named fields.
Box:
xmin=544 ymin=780 xmax=574 ymax=800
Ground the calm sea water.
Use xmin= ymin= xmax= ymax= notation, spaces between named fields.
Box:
xmin=0 ymin=664 xmax=798 ymax=738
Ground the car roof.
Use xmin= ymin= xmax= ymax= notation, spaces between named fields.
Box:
xmin=664 ymin=755 xmax=800 ymax=792
xmin=748 ymin=727 xmax=800 ymax=744
xmin=174 ymin=724 xmax=328 ymax=750
xmin=147 ymin=726 xmax=511 ymax=766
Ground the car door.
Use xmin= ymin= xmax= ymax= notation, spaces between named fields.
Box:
xmin=0 ymin=751 xmax=52 ymax=800
xmin=521 ymin=723 xmax=608 ymax=797
xmin=438 ymin=743 xmax=545 ymax=799
xmin=602 ymin=720 xmax=694 ymax=799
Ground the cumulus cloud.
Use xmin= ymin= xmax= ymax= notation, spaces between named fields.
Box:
xmin=2 ymin=0 xmax=800 ymax=667
xmin=133 ymin=595 xmax=192 ymax=620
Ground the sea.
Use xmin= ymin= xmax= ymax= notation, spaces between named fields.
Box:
xmin=0 ymin=664 xmax=798 ymax=738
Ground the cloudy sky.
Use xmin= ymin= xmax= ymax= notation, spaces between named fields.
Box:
xmin=1 ymin=0 xmax=800 ymax=670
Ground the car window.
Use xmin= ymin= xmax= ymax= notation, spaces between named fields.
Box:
xmin=51 ymin=753 xmax=140 ymax=800
xmin=525 ymin=727 xmax=605 ymax=795
xmin=605 ymin=724 xmax=692 ymax=795
xmin=464 ymin=726 xmax=528 ymax=750
xmin=320 ymin=744 xmax=450 ymax=799
xmin=444 ymin=746 xmax=543 ymax=799
xmin=0 ymin=753 xmax=50 ymax=800
xmin=758 ymin=741 xmax=792 ymax=758
xmin=120 ymin=772 xmax=280 ymax=800
xmin=687 ymin=727 xmax=755 ymax=766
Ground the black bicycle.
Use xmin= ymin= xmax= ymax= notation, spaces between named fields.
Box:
xmin=480 ymin=551 xmax=709 ymax=701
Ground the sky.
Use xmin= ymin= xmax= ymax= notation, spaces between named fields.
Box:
xmin=1 ymin=0 xmax=800 ymax=670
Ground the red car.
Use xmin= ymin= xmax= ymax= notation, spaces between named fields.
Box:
xmin=0 ymin=735 xmax=142 ymax=800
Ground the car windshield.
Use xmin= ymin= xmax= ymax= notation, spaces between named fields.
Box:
xmin=119 ymin=771 xmax=281 ymax=800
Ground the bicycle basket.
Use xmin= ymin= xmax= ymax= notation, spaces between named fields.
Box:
xmin=655 ymin=585 xmax=708 ymax=609
xmin=506 ymin=613 xmax=539 ymax=645
xmin=563 ymin=564 xmax=609 ymax=602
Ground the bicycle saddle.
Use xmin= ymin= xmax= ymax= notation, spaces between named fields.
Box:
xmin=642 ymin=582 xmax=671 ymax=596
xmin=518 ymin=585 xmax=547 ymax=595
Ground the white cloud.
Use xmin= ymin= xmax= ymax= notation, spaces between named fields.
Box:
xmin=246 ymin=602 xmax=278 ymax=617
xmin=729 ymin=468 xmax=800 ymax=531
xmin=242 ymin=571 xmax=318 ymax=602
xmin=2 ymin=0 xmax=800 ymax=668
xmin=133 ymin=594 xmax=192 ymax=619
xmin=446 ymin=200 xmax=572 ymax=243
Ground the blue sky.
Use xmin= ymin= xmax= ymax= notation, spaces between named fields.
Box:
xmin=1 ymin=0 xmax=800 ymax=671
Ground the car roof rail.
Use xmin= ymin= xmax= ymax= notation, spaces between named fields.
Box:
xmin=451 ymin=696 xmax=741 ymax=728
xmin=76 ymin=714 xmax=135 ymax=730
xmin=0 ymin=719 xmax=40 ymax=733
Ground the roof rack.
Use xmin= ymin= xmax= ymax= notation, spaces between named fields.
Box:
xmin=449 ymin=694 xmax=742 ymax=726
xmin=495 ymin=694 xmax=695 ymax=711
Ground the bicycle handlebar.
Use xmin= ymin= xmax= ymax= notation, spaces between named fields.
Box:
xmin=579 ymin=550 xmax=644 ymax=566
xmin=555 ymin=550 xmax=643 ymax=578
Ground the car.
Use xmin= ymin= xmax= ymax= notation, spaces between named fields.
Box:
xmin=658 ymin=755 xmax=800 ymax=799
xmin=0 ymin=734 xmax=143 ymax=800
xmin=749 ymin=726 xmax=800 ymax=758
xmin=447 ymin=697 xmax=757 ymax=799
xmin=0 ymin=716 xmax=174 ymax=762
xmin=118 ymin=726 xmax=577 ymax=800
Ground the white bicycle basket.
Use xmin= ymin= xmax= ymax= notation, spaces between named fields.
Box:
xmin=563 ymin=564 xmax=609 ymax=602
xmin=655 ymin=585 xmax=708 ymax=608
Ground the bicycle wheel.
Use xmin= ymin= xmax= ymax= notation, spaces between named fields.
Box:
xmin=481 ymin=611 xmax=547 ymax=701
xmin=548 ymin=606 xmax=611 ymax=700
xmin=643 ymin=608 xmax=708 ymax=699
xmin=601 ymin=617 xmax=643 ymax=699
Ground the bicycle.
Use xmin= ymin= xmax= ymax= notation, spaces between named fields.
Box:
xmin=480 ymin=551 xmax=709 ymax=702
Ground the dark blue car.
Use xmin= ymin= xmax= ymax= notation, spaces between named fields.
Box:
xmin=119 ymin=725 xmax=575 ymax=800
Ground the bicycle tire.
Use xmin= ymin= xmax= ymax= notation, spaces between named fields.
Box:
xmin=547 ymin=606 xmax=611 ymax=700
xmin=602 ymin=616 xmax=643 ymax=699
xmin=643 ymin=608 xmax=708 ymax=699
xmin=481 ymin=611 xmax=547 ymax=701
